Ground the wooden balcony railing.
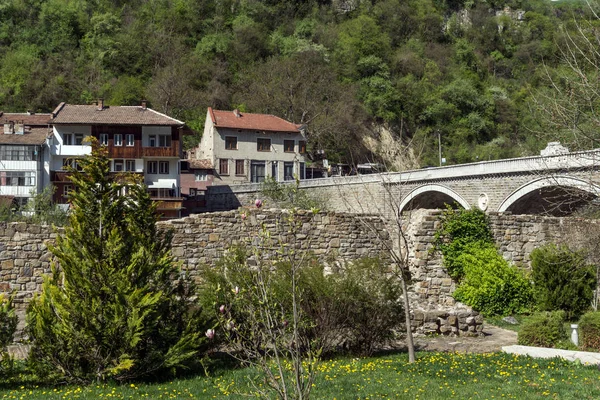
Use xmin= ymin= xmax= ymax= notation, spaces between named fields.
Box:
xmin=142 ymin=141 xmax=180 ymax=158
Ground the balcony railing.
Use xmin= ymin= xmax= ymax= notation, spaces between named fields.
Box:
xmin=142 ymin=142 xmax=180 ymax=158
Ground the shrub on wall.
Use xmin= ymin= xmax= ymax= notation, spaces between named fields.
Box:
xmin=433 ymin=207 xmax=494 ymax=280
xmin=518 ymin=311 xmax=568 ymax=348
xmin=578 ymin=311 xmax=600 ymax=351
xmin=452 ymin=243 xmax=534 ymax=316
xmin=530 ymin=244 xmax=596 ymax=320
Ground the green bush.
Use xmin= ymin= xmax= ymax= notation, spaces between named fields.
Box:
xmin=452 ymin=243 xmax=533 ymax=316
xmin=27 ymin=142 xmax=211 ymax=383
xmin=433 ymin=207 xmax=494 ymax=280
xmin=530 ymin=244 xmax=596 ymax=320
xmin=578 ymin=311 xmax=600 ymax=351
xmin=518 ymin=311 xmax=568 ymax=348
xmin=261 ymin=176 xmax=324 ymax=210
xmin=302 ymin=258 xmax=404 ymax=356
xmin=200 ymin=252 xmax=403 ymax=357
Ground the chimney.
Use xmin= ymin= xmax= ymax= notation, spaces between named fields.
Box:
xmin=141 ymin=100 xmax=147 ymax=110
xmin=97 ymin=98 xmax=104 ymax=111
xmin=233 ymin=109 xmax=241 ymax=118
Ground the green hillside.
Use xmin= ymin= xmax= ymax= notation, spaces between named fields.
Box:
xmin=0 ymin=0 xmax=598 ymax=168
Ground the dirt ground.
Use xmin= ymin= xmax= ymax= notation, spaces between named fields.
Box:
xmin=7 ymin=325 xmax=517 ymax=360
xmin=410 ymin=324 xmax=518 ymax=353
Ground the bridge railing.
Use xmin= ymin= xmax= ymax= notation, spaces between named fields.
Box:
xmin=207 ymin=148 xmax=600 ymax=194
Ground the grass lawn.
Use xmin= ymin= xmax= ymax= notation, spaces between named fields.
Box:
xmin=0 ymin=352 xmax=598 ymax=399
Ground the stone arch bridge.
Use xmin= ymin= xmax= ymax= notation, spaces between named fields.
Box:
xmin=205 ymin=147 xmax=600 ymax=216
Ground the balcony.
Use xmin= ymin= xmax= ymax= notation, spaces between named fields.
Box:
xmin=50 ymin=145 xmax=91 ymax=157
xmin=142 ymin=141 xmax=180 ymax=158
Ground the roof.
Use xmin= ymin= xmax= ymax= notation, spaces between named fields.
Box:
xmin=188 ymin=159 xmax=213 ymax=169
xmin=209 ymin=108 xmax=303 ymax=133
xmin=0 ymin=127 xmax=49 ymax=145
xmin=0 ymin=113 xmax=51 ymax=126
xmin=51 ymin=103 xmax=185 ymax=126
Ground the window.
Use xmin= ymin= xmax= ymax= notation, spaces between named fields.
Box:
xmin=225 ymin=136 xmax=238 ymax=150
xmin=257 ymin=138 xmax=271 ymax=152
xmin=299 ymin=140 xmax=307 ymax=154
xmin=63 ymin=184 xmax=72 ymax=197
xmin=159 ymin=161 xmax=169 ymax=174
xmin=284 ymin=162 xmax=294 ymax=181
xmin=113 ymin=159 xmax=124 ymax=172
xmin=299 ymin=162 xmax=306 ymax=180
xmin=149 ymin=135 xmax=156 ymax=147
xmin=114 ymin=134 xmax=123 ymax=146
xmin=125 ymin=160 xmax=135 ymax=172
xmin=62 ymin=158 xmax=82 ymax=171
xmin=235 ymin=160 xmax=245 ymax=175
xmin=126 ymin=134 xmax=134 ymax=146
xmin=219 ymin=159 xmax=229 ymax=175
xmin=99 ymin=133 xmax=108 ymax=146
xmin=0 ymin=146 xmax=37 ymax=161
xmin=195 ymin=171 xmax=208 ymax=181
xmin=148 ymin=188 xmax=174 ymax=198
xmin=284 ymin=140 xmax=295 ymax=152
xmin=271 ymin=161 xmax=278 ymax=181
xmin=147 ymin=161 xmax=158 ymax=174
xmin=159 ymin=135 xmax=171 ymax=147
xmin=75 ymin=134 xmax=84 ymax=145
xmin=0 ymin=171 xmax=35 ymax=186
xmin=63 ymin=134 xmax=73 ymax=145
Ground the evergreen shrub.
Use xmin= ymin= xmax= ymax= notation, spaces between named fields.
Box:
xmin=518 ymin=311 xmax=567 ymax=348
xmin=27 ymin=141 xmax=212 ymax=383
xmin=578 ymin=311 xmax=600 ymax=351
xmin=452 ymin=243 xmax=533 ymax=316
xmin=530 ymin=244 xmax=596 ymax=320
xmin=0 ymin=294 xmax=17 ymax=375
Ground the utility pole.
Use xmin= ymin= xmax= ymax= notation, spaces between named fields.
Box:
xmin=438 ymin=130 xmax=442 ymax=167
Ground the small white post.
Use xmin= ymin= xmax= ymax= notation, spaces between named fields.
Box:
xmin=570 ymin=324 xmax=579 ymax=346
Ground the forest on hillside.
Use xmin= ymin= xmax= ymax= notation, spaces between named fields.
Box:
xmin=0 ymin=0 xmax=599 ymax=169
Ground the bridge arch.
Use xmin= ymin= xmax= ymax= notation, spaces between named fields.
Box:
xmin=399 ymin=184 xmax=471 ymax=213
xmin=498 ymin=176 xmax=600 ymax=216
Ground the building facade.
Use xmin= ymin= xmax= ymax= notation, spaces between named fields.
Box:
xmin=0 ymin=112 xmax=51 ymax=207
xmin=192 ymin=108 xmax=307 ymax=188
xmin=50 ymin=100 xmax=186 ymax=218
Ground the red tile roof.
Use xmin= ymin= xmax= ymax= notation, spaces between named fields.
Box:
xmin=209 ymin=108 xmax=302 ymax=133
xmin=0 ymin=113 xmax=51 ymax=126
xmin=51 ymin=103 xmax=184 ymax=126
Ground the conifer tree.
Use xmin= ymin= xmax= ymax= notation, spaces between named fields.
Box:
xmin=27 ymin=139 xmax=207 ymax=383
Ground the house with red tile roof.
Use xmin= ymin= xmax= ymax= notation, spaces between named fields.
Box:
xmin=188 ymin=108 xmax=307 ymax=193
xmin=50 ymin=100 xmax=187 ymax=219
xmin=0 ymin=112 xmax=52 ymax=207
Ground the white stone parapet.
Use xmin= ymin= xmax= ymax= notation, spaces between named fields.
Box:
xmin=502 ymin=345 xmax=600 ymax=365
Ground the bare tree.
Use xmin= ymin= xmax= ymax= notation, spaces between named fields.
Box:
xmin=531 ymin=1 xmax=600 ymax=151
xmin=333 ymin=173 xmax=416 ymax=363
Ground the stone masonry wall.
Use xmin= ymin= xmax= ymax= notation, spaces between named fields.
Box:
xmin=1 ymin=210 xmax=598 ymax=338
